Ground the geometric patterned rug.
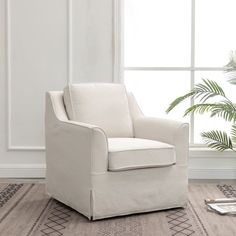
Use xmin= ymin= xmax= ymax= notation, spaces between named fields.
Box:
xmin=0 ymin=183 xmax=236 ymax=236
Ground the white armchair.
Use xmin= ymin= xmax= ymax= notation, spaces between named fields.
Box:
xmin=45 ymin=83 xmax=189 ymax=220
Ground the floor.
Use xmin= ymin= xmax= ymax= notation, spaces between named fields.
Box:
xmin=1 ymin=178 xmax=236 ymax=235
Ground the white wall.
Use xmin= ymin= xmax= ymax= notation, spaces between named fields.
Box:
xmin=0 ymin=0 xmax=236 ymax=179
xmin=0 ymin=0 xmax=115 ymax=177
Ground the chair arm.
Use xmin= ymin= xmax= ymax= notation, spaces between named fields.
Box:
xmin=45 ymin=92 xmax=108 ymax=218
xmin=133 ymin=117 xmax=189 ymax=165
xmin=46 ymin=119 xmax=108 ymax=176
xmin=45 ymin=92 xmax=108 ymax=176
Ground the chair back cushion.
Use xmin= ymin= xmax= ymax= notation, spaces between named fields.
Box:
xmin=63 ymin=83 xmax=133 ymax=137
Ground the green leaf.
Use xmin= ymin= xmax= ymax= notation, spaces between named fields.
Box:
xmin=201 ymin=130 xmax=234 ymax=152
xmin=224 ymin=51 xmax=236 ymax=85
xmin=177 ymin=100 xmax=236 ymax=122
xmin=224 ymin=71 xmax=236 ymax=85
xmin=194 ymin=79 xmax=226 ymax=102
xmin=227 ymin=78 xmax=236 ymax=85
xmin=167 ymin=79 xmax=227 ymax=115
xmin=166 ymin=91 xmax=195 ymax=113
xmin=210 ymin=100 xmax=236 ymax=122
xmin=184 ymin=103 xmax=214 ymax=116
xmin=231 ymin=124 xmax=236 ymax=145
xmin=224 ymin=51 xmax=236 ymax=70
xmin=167 ymin=79 xmax=226 ymax=112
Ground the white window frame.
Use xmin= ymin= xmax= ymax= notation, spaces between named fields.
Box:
xmin=113 ymin=0 xmax=235 ymax=156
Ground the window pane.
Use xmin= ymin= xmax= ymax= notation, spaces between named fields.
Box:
xmin=195 ymin=0 xmax=236 ymax=67
xmin=124 ymin=71 xmax=191 ymax=122
xmin=194 ymin=71 xmax=236 ymax=143
xmin=124 ymin=0 xmax=191 ymax=67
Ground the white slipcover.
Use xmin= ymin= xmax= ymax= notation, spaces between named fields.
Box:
xmin=45 ymin=83 xmax=189 ymax=220
xmin=108 ymin=138 xmax=176 ymax=171
xmin=63 ymin=84 xmax=133 ymax=137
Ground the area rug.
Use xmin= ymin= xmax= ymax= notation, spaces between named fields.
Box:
xmin=0 ymin=183 xmax=236 ymax=236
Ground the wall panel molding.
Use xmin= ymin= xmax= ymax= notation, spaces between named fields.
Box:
xmin=6 ymin=0 xmax=119 ymax=151
xmin=113 ymin=0 xmax=123 ymax=83
xmin=6 ymin=0 xmax=69 ymax=151
xmin=67 ymin=0 xmax=73 ymax=84
xmin=6 ymin=0 xmax=12 ymax=150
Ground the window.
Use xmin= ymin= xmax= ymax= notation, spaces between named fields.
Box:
xmin=123 ymin=0 xmax=236 ymax=145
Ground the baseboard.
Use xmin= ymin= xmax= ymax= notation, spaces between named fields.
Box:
xmin=0 ymin=164 xmax=46 ymax=178
xmin=0 ymin=164 xmax=236 ymax=179
xmin=189 ymin=168 xmax=236 ymax=179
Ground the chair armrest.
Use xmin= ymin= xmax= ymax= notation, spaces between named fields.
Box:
xmin=47 ymin=120 xmax=108 ymax=175
xmin=45 ymin=92 xmax=109 ymax=218
xmin=133 ymin=117 xmax=189 ymax=165
xmin=45 ymin=93 xmax=108 ymax=177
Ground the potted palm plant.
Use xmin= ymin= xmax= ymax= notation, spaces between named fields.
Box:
xmin=166 ymin=51 xmax=236 ymax=152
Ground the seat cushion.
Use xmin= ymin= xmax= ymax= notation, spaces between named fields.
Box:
xmin=108 ymin=138 xmax=176 ymax=171
xmin=63 ymin=83 xmax=133 ymax=137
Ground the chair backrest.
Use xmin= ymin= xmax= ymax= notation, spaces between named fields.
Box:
xmin=63 ymin=83 xmax=133 ymax=137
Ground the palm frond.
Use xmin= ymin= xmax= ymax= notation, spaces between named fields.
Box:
xmin=166 ymin=79 xmax=226 ymax=114
xmin=224 ymin=51 xmax=236 ymax=85
xmin=224 ymin=51 xmax=236 ymax=71
xmin=166 ymin=91 xmax=195 ymax=113
xmin=176 ymin=100 xmax=236 ymax=122
xmin=194 ymin=79 xmax=226 ymax=102
xmin=210 ymin=100 xmax=236 ymax=122
xmin=231 ymin=124 xmax=236 ymax=145
xmin=227 ymin=78 xmax=236 ymax=85
xmin=184 ymin=103 xmax=214 ymax=116
xmin=201 ymin=130 xmax=234 ymax=152
xmin=224 ymin=71 xmax=236 ymax=85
